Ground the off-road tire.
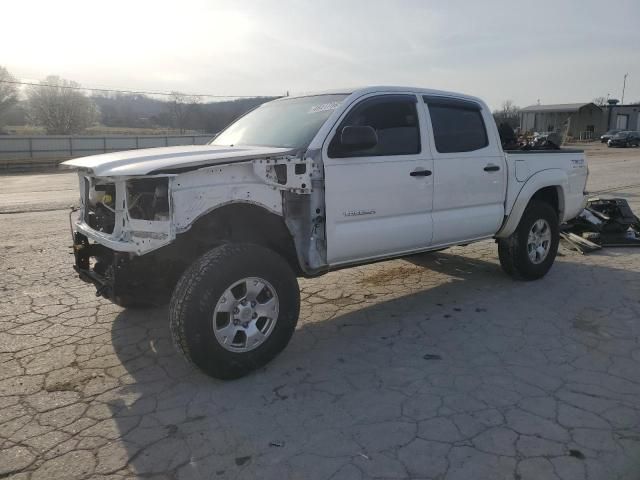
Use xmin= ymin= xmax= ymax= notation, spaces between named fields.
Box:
xmin=169 ymin=244 xmax=300 ymax=379
xmin=498 ymin=201 xmax=559 ymax=280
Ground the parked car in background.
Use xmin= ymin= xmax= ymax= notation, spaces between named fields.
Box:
xmin=600 ymin=129 xmax=621 ymax=143
xmin=608 ymin=131 xmax=640 ymax=148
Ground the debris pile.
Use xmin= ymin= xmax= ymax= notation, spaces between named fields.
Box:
xmin=561 ymin=198 xmax=640 ymax=254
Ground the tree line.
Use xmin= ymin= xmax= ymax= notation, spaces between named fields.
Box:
xmin=0 ymin=66 xmax=276 ymax=135
xmin=3 ymin=65 xmax=632 ymax=137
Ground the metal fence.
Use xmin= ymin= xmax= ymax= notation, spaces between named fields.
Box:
xmin=0 ymin=134 xmax=214 ymax=161
xmin=578 ymin=131 xmax=595 ymax=141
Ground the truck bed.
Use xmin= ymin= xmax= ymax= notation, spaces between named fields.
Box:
xmin=503 ymin=148 xmax=588 ymax=227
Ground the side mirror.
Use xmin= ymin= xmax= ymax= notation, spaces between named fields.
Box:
xmin=340 ymin=125 xmax=378 ymax=150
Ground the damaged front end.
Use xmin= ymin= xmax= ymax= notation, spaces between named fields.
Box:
xmin=72 ymin=174 xmax=176 ymax=305
xmin=68 ymin=148 xmax=321 ymax=305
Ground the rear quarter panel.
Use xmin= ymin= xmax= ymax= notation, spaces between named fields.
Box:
xmin=497 ymin=150 xmax=588 ymax=237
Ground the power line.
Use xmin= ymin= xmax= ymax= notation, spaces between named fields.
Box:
xmin=0 ymin=79 xmax=276 ymax=99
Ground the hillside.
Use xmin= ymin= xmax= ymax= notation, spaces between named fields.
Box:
xmin=1 ymin=94 xmax=279 ymax=134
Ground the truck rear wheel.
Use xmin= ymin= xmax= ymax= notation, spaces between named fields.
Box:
xmin=498 ymin=201 xmax=559 ymax=280
xmin=169 ymin=244 xmax=300 ymax=379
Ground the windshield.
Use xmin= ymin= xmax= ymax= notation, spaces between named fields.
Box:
xmin=211 ymin=94 xmax=348 ymax=149
xmin=614 ymin=131 xmax=631 ymax=138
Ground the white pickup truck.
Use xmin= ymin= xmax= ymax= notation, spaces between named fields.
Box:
xmin=64 ymin=86 xmax=588 ymax=379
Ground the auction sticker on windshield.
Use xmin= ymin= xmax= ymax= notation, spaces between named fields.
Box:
xmin=309 ymin=101 xmax=341 ymax=113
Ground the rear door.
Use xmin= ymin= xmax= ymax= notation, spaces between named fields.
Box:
xmin=323 ymin=93 xmax=434 ymax=265
xmin=422 ymin=95 xmax=506 ymax=244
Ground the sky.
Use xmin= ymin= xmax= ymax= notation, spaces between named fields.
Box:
xmin=2 ymin=0 xmax=639 ymax=110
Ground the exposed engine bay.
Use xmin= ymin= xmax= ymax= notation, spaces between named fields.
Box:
xmin=126 ymin=178 xmax=170 ymax=221
xmin=85 ymin=180 xmax=116 ymax=234
xmin=83 ymin=177 xmax=170 ymax=234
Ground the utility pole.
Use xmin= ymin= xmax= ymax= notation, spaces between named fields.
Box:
xmin=621 ymin=73 xmax=629 ymax=104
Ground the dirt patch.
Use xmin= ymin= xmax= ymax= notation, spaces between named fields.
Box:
xmin=572 ymin=309 xmax=606 ymax=335
xmin=44 ymin=371 xmax=97 ymax=393
xmin=358 ymin=264 xmax=424 ymax=286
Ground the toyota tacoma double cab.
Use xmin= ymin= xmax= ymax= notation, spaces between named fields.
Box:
xmin=63 ymin=86 xmax=588 ymax=379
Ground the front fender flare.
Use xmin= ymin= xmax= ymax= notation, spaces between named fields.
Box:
xmin=495 ymin=169 xmax=567 ymax=238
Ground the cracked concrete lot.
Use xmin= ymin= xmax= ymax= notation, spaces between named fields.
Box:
xmin=1 ymin=143 xmax=640 ymax=479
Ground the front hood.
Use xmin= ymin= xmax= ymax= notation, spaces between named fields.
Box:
xmin=61 ymin=145 xmax=297 ymax=176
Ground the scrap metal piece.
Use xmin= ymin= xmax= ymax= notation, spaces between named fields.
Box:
xmin=563 ymin=197 xmax=640 ymax=252
xmin=560 ymin=232 xmax=602 ymax=254
xmin=587 ymin=198 xmax=639 ymax=232
xmin=599 ymin=229 xmax=640 ymax=247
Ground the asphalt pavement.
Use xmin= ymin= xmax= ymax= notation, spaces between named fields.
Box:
xmin=1 ymin=143 xmax=640 ymax=479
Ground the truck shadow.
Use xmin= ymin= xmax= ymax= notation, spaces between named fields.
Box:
xmin=105 ymin=249 xmax=640 ymax=478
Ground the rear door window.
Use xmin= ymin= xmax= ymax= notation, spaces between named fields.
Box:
xmin=424 ymin=96 xmax=488 ymax=153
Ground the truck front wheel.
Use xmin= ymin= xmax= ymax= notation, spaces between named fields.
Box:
xmin=498 ymin=201 xmax=559 ymax=280
xmin=169 ymin=244 xmax=300 ymax=379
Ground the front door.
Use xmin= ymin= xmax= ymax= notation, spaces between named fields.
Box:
xmin=323 ymin=94 xmax=434 ymax=265
xmin=422 ymin=95 xmax=506 ymax=245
